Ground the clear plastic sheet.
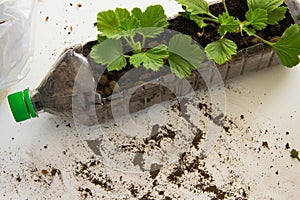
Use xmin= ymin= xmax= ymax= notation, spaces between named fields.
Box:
xmin=285 ymin=0 xmax=300 ymax=24
xmin=0 ymin=0 xmax=36 ymax=91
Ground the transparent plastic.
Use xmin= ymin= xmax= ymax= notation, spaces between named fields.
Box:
xmin=285 ymin=0 xmax=300 ymax=24
xmin=8 ymin=44 xmax=218 ymax=126
xmin=0 ymin=0 xmax=36 ymax=91
xmin=218 ymin=44 xmax=276 ymax=80
xmin=7 ymin=43 xmax=295 ymax=126
xmin=20 ymin=49 xmax=99 ymax=125
xmin=86 ymin=57 xmax=216 ymax=125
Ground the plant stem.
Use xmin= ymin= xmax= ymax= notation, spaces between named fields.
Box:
xmin=142 ymin=36 xmax=146 ymax=48
xmin=203 ymin=17 xmax=219 ymax=23
xmin=222 ymin=0 xmax=229 ymax=15
xmin=130 ymin=35 xmax=142 ymax=53
xmin=207 ymin=12 xmax=218 ymax=20
xmin=253 ymin=33 xmax=274 ymax=46
xmin=124 ymin=36 xmax=135 ymax=50
xmin=130 ymin=35 xmax=135 ymax=44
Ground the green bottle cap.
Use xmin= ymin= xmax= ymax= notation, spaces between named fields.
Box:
xmin=7 ymin=89 xmax=37 ymax=122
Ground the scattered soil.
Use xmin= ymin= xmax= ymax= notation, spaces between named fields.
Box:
xmin=2 ymin=92 xmax=297 ymax=199
xmin=149 ymin=163 xmax=162 ymax=179
xmin=192 ymin=129 xmax=205 ymax=150
xmin=166 ymin=152 xmax=247 ymax=200
xmin=74 ymin=158 xmax=114 ymax=191
xmin=262 ymin=141 xmax=270 ymax=149
xmin=145 ymin=124 xmax=176 ymax=148
xmin=77 ymin=187 xmax=93 ymax=199
xmin=29 ymin=164 xmax=63 ymax=186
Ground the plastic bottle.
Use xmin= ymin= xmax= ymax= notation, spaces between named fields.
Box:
xmin=7 ymin=49 xmax=101 ymax=125
xmin=6 ymin=37 xmax=216 ymax=126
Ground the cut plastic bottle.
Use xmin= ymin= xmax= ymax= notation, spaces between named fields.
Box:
xmin=7 ymin=49 xmax=101 ymax=125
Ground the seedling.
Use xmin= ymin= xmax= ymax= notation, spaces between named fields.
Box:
xmin=90 ymin=5 xmax=204 ymax=79
xmin=178 ymin=0 xmax=300 ymax=67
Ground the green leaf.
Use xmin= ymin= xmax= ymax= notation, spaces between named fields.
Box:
xmin=119 ymin=16 xmax=140 ymax=31
xmin=131 ymin=8 xmax=143 ymax=21
xmin=245 ymin=8 xmax=268 ymax=30
xmin=266 ymin=7 xmax=287 ymax=25
xmin=107 ymin=55 xmax=127 ymax=71
xmin=132 ymin=8 xmax=165 ymax=37
xmin=129 ymin=44 xmax=169 ymax=71
xmin=169 ymin=34 xmax=204 ymax=68
xmin=131 ymin=5 xmax=168 ymax=38
xmin=118 ymin=16 xmax=140 ymax=37
xmin=132 ymin=5 xmax=168 ymax=28
xmin=242 ymin=26 xmax=256 ymax=36
xmin=133 ymin=41 xmax=142 ymax=53
xmin=135 ymin=27 xmax=164 ymax=38
xmin=204 ymin=38 xmax=237 ymax=65
xmin=90 ymin=39 xmax=127 ymax=71
xmin=247 ymin=0 xmax=284 ymax=11
xmin=177 ymin=0 xmax=209 ymax=15
xmin=190 ymin=15 xmax=207 ymax=28
xmin=179 ymin=11 xmax=191 ymax=19
xmin=217 ymin=12 xmax=240 ymax=36
xmin=168 ymin=34 xmax=205 ymax=78
xmin=115 ymin=8 xmax=130 ymax=19
xmin=97 ymin=5 xmax=168 ymax=39
xmin=97 ymin=10 xmax=120 ymax=37
xmin=272 ymin=24 xmax=300 ymax=67
xmin=247 ymin=0 xmax=287 ymax=25
xmin=97 ymin=34 xmax=107 ymax=43
xmin=96 ymin=8 xmax=138 ymax=39
xmin=168 ymin=52 xmax=197 ymax=78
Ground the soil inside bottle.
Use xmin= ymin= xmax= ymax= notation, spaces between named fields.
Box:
xmin=33 ymin=50 xmax=96 ymax=120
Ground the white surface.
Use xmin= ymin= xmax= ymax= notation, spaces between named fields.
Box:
xmin=0 ymin=0 xmax=300 ymax=199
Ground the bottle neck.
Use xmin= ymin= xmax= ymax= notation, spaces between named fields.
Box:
xmin=28 ymin=89 xmax=44 ymax=115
